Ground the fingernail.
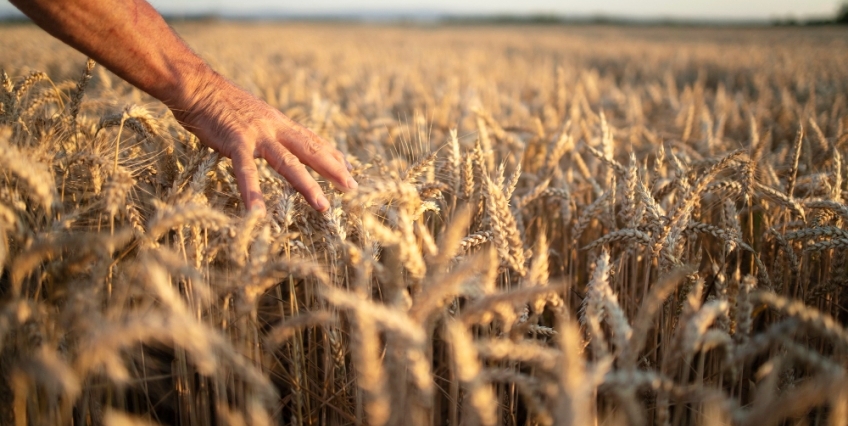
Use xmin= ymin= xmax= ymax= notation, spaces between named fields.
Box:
xmin=249 ymin=203 xmax=267 ymax=218
xmin=345 ymin=159 xmax=353 ymax=172
xmin=315 ymin=194 xmax=330 ymax=211
xmin=346 ymin=177 xmax=359 ymax=190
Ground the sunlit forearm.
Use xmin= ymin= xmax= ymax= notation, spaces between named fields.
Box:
xmin=9 ymin=0 xmax=213 ymax=112
xmin=9 ymin=0 xmax=357 ymax=213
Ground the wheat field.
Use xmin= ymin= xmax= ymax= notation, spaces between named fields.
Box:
xmin=2 ymin=22 xmax=848 ymax=425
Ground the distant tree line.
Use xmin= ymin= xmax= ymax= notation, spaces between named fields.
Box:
xmin=3 ymin=3 xmax=848 ymax=25
xmin=774 ymin=3 xmax=848 ymax=26
xmin=839 ymin=3 xmax=848 ymax=24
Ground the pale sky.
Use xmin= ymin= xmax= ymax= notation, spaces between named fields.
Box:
xmin=0 ymin=0 xmax=842 ymax=20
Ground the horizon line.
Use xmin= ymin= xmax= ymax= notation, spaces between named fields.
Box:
xmin=0 ymin=9 xmax=842 ymax=26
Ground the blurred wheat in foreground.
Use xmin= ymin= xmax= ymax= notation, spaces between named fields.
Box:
xmin=1 ymin=24 xmax=848 ymax=426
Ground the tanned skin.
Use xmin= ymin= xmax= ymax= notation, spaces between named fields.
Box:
xmin=10 ymin=0 xmax=357 ymax=213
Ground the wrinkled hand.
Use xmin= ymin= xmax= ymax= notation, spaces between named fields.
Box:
xmin=173 ymin=72 xmax=356 ymax=214
xmin=10 ymin=0 xmax=356 ymax=213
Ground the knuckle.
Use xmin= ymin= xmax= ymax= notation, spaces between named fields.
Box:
xmin=305 ymin=138 xmax=324 ymax=156
xmin=237 ymin=160 xmax=256 ymax=175
xmin=280 ymin=151 xmax=302 ymax=168
xmin=221 ymin=137 xmax=249 ymax=159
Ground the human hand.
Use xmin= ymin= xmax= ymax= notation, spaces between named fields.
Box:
xmin=172 ymin=72 xmax=356 ymax=214
xmin=9 ymin=0 xmax=355 ymax=214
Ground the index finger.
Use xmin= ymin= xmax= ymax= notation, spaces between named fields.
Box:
xmin=230 ymin=148 xmax=267 ymax=216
